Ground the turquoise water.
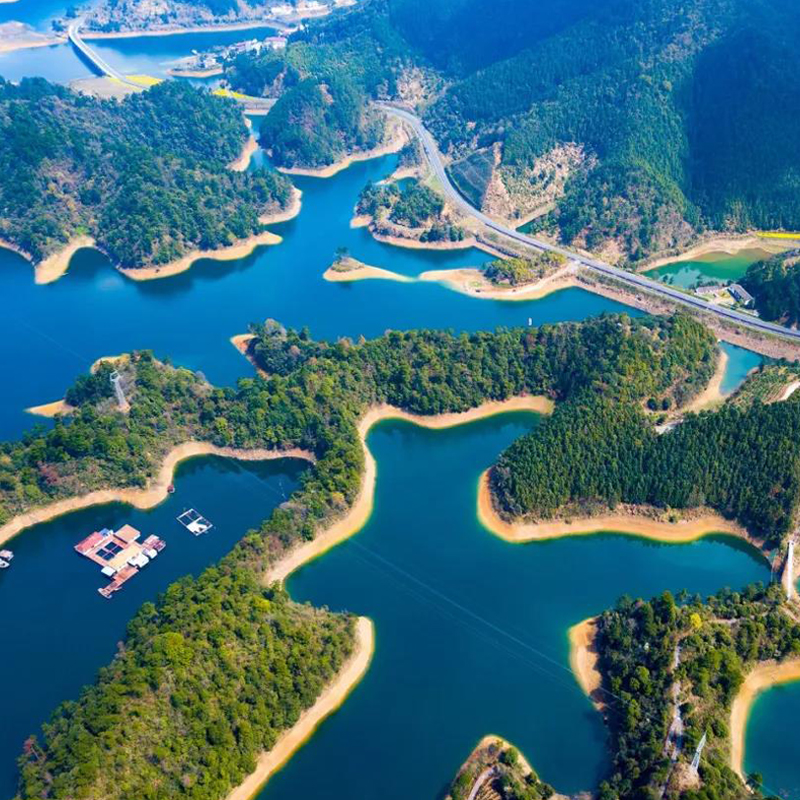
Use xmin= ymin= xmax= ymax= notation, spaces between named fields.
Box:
xmin=0 ymin=33 xmax=792 ymax=799
xmin=0 ymin=454 xmax=308 ymax=798
xmin=258 ymin=414 xmax=769 ymax=799
xmin=746 ymin=683 xmax=800 ymax=798
xmin=648 ymin=250 xmax=771 ymax=289
xmin=0 ymin=151 xmax=632 ymax=441
xmin=720 ymin=342 xmax=763 ymax=396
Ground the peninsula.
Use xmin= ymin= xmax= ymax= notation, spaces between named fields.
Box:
xmin=0 ymin=79 xmax=295 ymax=281
xmin=8 ymin=315 xmax=800 ymax=798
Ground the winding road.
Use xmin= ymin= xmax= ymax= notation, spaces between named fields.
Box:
xmin=379 ymin=104 xmax=800 ymax=344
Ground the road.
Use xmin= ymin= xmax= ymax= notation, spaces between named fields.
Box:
xmin=67 ymin=20 xmax=140 ymax=87
xmin=378 ymin=103 xmax=800 ymax=344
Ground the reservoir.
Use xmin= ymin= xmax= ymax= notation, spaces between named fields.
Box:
xmin=263 ymin=413 xmax=768 ymax=799
xmin=0 ymin=454 xmax=308 ymax=798
xmin=0 ymin=30 xmax=794 ymax=800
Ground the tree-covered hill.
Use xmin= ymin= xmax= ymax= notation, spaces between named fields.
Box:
xmin=742 ymin=250 xmax=800 ymax=327
xmin=228 ymin=0 xmax=800 ymax=262
xmin=0 ymin=79 xmax=293 ymax=268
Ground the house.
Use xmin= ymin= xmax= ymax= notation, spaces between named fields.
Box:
xmin=728 ymin=284 xmax=754 ymax=306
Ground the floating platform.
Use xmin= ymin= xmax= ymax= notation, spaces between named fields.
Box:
xmin=177 ymin=508 xmax=213 ymax=535
xmin=74 ymin=524 xmax=165 ymax=598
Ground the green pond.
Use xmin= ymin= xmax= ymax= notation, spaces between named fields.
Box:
xmin=0 ymin=32 xmax=795 ymax=798
xmin=647 ymin=249 xmax=773 ymax=289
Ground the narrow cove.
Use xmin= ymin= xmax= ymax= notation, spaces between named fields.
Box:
xmin=257 ymin=412 xmax=769 ymax=800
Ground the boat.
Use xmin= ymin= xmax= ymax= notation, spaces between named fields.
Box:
xmin=0 ymin=559 xmax=9 ymax=569
xmin=167 ymin=484 xmax=175 ymax=494
xmin=0 ymin=549 xmax=13 ymax=560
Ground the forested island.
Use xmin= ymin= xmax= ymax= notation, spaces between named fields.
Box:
xmin=591 ymin=585 xmax=800 ymax=800
xmin=0 ymin=79 xmax=293 ymax=271
xmin=7 ymin=313 xmax=800 ymax=796
xmin=224 ymin=0 xmax=800 ymax=264
xmin=356 ymin=178 xmax=467 ymax=244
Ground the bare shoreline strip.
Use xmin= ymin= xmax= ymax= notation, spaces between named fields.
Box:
xmin=729 ymin=658 xmax=800 ymax=780
xmin=26 ymin=399 xmax=74 ymax=418
xmin=0 ymin=443 xmax=314 ymax=548
xmin=264 ymin=397 xmax=554 ymax=585
xmin=641 ymin=235 xmax=788 ymax=273
xmin=568 ymin=617 xmax=603 ymax=711
xmin=118 ymin=230 xmax=282 ymax=282
xmin=477 ymin=470 xmax=762 ymax=553
xmin=0 ymin=236 xmax=96 ymax=284
xmin=681 ymin=346 xmax=728 ymax=413
xmin=229 ymin=135 xmax=259 ymax=172
xmin=224 ymin=617 xmax=374 ymax=800
xmin=276 ymin=123 xmax=408 ymax=179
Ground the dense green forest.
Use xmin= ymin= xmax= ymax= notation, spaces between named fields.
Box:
xmin=13 ymin=313 xmax=799 ymax=798
xmin=0 ymin=79 xmax=292 ymax=267
xmin=596 ymin=584 xmax=800 ymax=800
xmin=357 ymin=178 xmax=466 ymax=242
xmin=228 ymin=0 xmax=800 ymax=262
xmin=484 ymin=253 xmax=565 ymax=287
xmin=491 ymin=382 xmax=800 ymax=545
xmin=742 ymin=250 xmax=800 ymax=326
xmin=258 ymin=74 xmax=386 ymax=169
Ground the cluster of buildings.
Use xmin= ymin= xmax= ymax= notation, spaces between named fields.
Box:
xmin=75 ymin=524 xmax=166 ymax=598
xmin=693 ymin=282 xmax=755 ymax=309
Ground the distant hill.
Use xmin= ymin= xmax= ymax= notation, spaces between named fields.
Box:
xmin=228 ymin=0 xmax=800 ymax=265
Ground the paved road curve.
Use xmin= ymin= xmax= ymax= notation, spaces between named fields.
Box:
xmin=378 ymin=103 xmax=800 ymax=344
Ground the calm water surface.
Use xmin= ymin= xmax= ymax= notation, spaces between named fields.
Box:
xmin=0 ymin=454 xmax=308 ymax=798
xmin=648 ymin=249 xmax=772 ymax=289
xmin=0 ymin=33 xmax=794 ymax=799
xmin=261 ymin=415 xmax=769 ymax=800
xmin=747 ymin=683 xmax=800 ymax=798
xmin=0 ymin=151 xmax=633 ymax=440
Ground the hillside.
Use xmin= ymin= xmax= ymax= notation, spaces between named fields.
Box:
xmin=228 ymin=0 xmax=800 ymax=263
xmin=742 ymin=250 xmax=800 ymax=327
xmin=0 ymin=79 xmax=293 ymax=268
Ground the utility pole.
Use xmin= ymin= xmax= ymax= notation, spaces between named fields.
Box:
xmin=690 ymin=732 xmax=707 ymax=776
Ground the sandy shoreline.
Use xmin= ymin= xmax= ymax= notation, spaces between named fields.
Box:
xmin=276 ymin=122 xmax=408 ymax=179
xmin=118 ymin=230 xmax=282 ymax=281
xmin=323 ymin=258 xmax=413 ymax=284
xmin=229 ymin=135 xmax=258 ymax=172
xmin=419 ymin=265 xmax=579 ymax=301
xmin=681 ymin=346 xmax=729 ymax=413
xmin=641 ymin=235 xmax=788 ymax=272
xmin=0 ymin=236 xmax=95 ymax=283
xmin=230 ymin=334 xmax=269 ymax=378
xmin=568 ymin=617 xmax=603 ymax=710
xmin=0 ymin=442 xmax=314 ymax=548
xmin=730 ymin=658 xmax=800 ymax=780
xmin=259 ymin=187 xmax=303 ymax=225
xmin=26 ymin=399 xmax=74 ymax=418
xmin=370 ymin=231 xmax=477 ymax=251
xmin=478 ymin=471 xmax=760 ymax=550
xmin=224 ymin=616 xmax=374 ymax=800
xmin=264 ymin=397 xmax=553 ymax=585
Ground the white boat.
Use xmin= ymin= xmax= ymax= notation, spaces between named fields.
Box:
xmin=0 ymin=549 xmax=13 ymax=560
xmin=0 ymin=559 xmax=9 ymax=569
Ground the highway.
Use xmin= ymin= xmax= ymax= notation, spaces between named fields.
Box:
xmin=378 ymin=103 xmax=800 ymax=344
